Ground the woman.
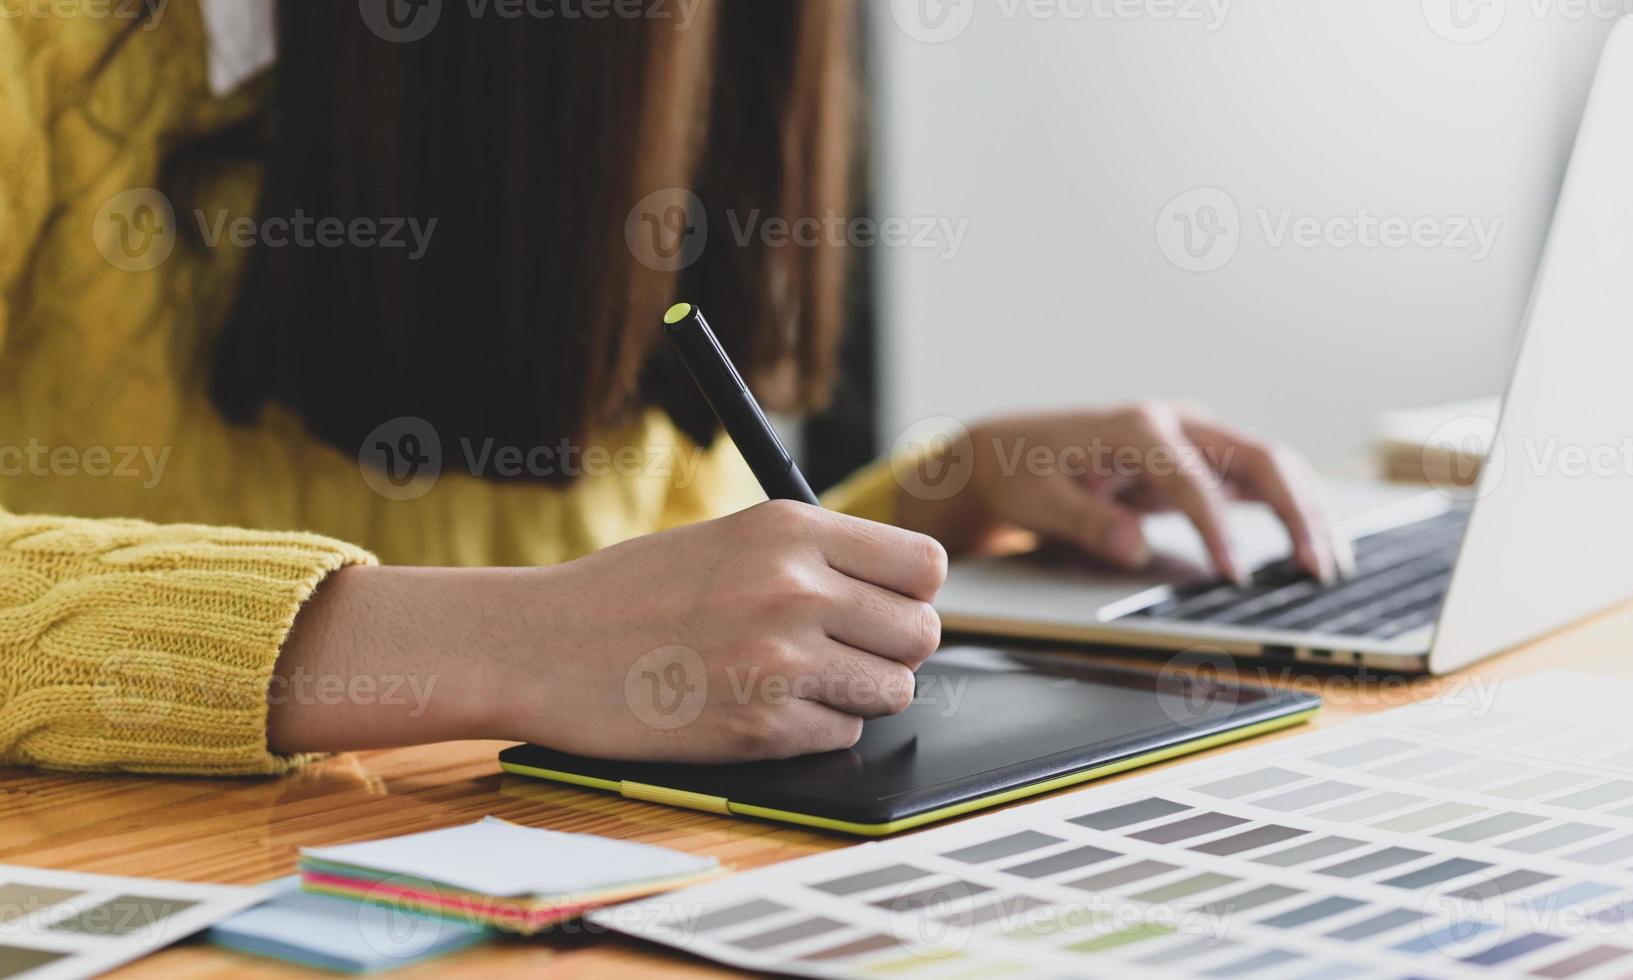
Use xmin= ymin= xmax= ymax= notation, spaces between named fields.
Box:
xmin=0 ymin=0 xmax=1336 ymax=775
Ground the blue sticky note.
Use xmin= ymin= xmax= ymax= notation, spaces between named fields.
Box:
xmin=208 ymin=877 xmax=490 ymax=973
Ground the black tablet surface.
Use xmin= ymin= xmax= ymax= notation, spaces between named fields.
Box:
xmin=499 ymin=647 xmax=1320 ymax=836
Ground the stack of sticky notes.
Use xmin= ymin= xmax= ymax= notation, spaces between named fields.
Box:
xmin=209 ymin=877 xmax=491 ymax=973
xmin=297 ymin=817 xmax=725 ymax=934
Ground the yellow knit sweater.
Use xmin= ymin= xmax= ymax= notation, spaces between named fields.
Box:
xmin=0 ymin=5 xmax=897 ymax=775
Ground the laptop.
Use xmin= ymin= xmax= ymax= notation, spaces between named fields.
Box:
xmin=937 ymin=17 xmax=1633 ymax=676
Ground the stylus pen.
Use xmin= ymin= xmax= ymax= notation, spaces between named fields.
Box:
xmin=662 ymin=302 xmax=821 ymax=506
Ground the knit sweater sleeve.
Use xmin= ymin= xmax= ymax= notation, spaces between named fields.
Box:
xmin=0 ymin=509 xmax=376 ymax=775
xmin=0 ymin=19 xmax=381 ymax=776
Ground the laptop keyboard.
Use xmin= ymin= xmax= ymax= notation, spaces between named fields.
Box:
xmin=1125 ymin=507 xmax=1470 ymax=641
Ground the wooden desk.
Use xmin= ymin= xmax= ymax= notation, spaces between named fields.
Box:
xmin=5 ymin=606 xmax=1631 ymax=978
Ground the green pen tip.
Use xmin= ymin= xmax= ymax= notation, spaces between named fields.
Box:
xmin=663 ymin=302 xmax=693 ymax=325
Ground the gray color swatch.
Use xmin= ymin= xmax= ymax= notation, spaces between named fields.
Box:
xmin=1310 ymin=738 xmax=1415 ymax=768
xmin=692 ymin=898 xmax=788 ymax=932
xmin=1449 ymin=869 xmax=1555 ymax=902
xmin=1203 ymin=949 xmax=1302 ymax=977
xmin=1193 ymin=768 xmax=1306 ymax=799
xmin=1002 ymin=844 xmax=1119 ymax=879
xmin=799 ymin=934 xmax=901 ymax=962
xmin=1435 ymin=811 xmax=1547 ymax=843
xmin=1069 ymin=797 xmax=1188 ymax=831
xmin=0 ymin=946 xmax=66 ymax=977
xmin=1134 ymin=936 xmax=1236 ymax=966
xmin=942 ymin=831 xmax=1063 ymax=864
xmin=947 ymin=894 xmax=1052 ymax=928
xmin=1256 ymin=836 xmax=1367 ymax=868
xmin=1128 ymin=872 xmax=1239 ymax=904
xmin=1563 ymin=833 xmax=1633 ymax=864
xmin=1464 ymin=932 xmax=1567 ymax=968
xmin=1256 ymin=781 xmax=1366 ymax=812
xmin=1326 ymin=908 xmax=1422 ymax=941
xmin=810 ymin=864 xmax=929 ymax=896
xmin=0 ymin=884 xmax=81 ymax=925
xmin=1311 ymin=792 xmax=1425 ymax=824
xmin=731 ymin=916 xmax=846 ymax=951
xmin=1437 ymin=760 xmax=1522 ymax=791
xmin=1546 ymin=779 xmax=1633 ymax=810
xmin=1486 ymin=770 xmax=1592 ymax=800
xmin=1316 ymin=846 xmax=1429 ymax=878
xmin=1259 ymin=896 xmax=1366 ymax=929
xmin=1379 ymin=857 xmax=1491 ymax=889
xmin=1375 ymin=748 xmax=1472 ymax=779
xmin=1064 ymin=859 xmax=1179 ymax=893
xmin=1525 ymin=882 xmax=1620 ymax=911
xmin=1130 ymin=812 xmax=1248 ymax=844
xmin=1197 ymin=884 xmax=1302 ymax=916
xmin=47 ymin=895 xmax=199 ymax=937
xmin=1501 ymin=822 xmax=1613 ymax=854
xmin=1532 ymin=944 xmax=1630 ymax=977
xmin=1372 ymin=801 xmax=1483 ymax=833
xmin=872 ymin=881 xmax=991 ymax=913
xmin=1191 ymin=824 xmax=1306 ymax=856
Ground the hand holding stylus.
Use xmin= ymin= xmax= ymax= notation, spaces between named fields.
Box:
xmin=498 ymin=502 xmax=946 ymax=761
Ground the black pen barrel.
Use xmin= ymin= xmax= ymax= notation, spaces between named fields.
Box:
xmin=662 ymin=305 xmax=821 ymax=506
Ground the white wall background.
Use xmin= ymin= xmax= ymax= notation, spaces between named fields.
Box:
xmin=872 ymin=0 xmax=1626 ymax=464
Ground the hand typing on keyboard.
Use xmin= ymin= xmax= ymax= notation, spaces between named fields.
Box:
xmin=1129 ymin=509 xmax=1468 ymax=640
xmin=896 ymin=401 xmax=1346 ymax=586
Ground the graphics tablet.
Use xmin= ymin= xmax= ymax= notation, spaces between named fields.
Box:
xmin=498 ymin=647 xmax=1320 ymax=836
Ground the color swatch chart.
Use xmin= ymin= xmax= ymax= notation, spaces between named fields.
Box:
xmin=0 ymin=865 xmax=260 ymax=979
xmin=593 ymin=672 xmax=1633 ymax=978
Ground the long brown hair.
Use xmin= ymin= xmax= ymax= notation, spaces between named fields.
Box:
xmin=199 ymin=0 xmax=856 ymax=476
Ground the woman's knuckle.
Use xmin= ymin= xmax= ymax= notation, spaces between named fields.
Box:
xmin=883 ymin=665 xmax=916 ymax=713
xmin=762 ymin=562 xmax=820 ymax=610
xmin=724 ymin=710 xmax=775 ymax=756
xmin=830 ymin=716 xmax=864 ymax=750
xmin=758 ymin=498 xmax=806 ymax=524
xmin=1236 ymin=436 xmax=1273 ymax=463
xmin=909 ymin=602 xmax=943 ymax=659
xmin=747 ymin=499 xmax=816 ymax=544
xmin=912 ymin=533 xmax=949 ymax=591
